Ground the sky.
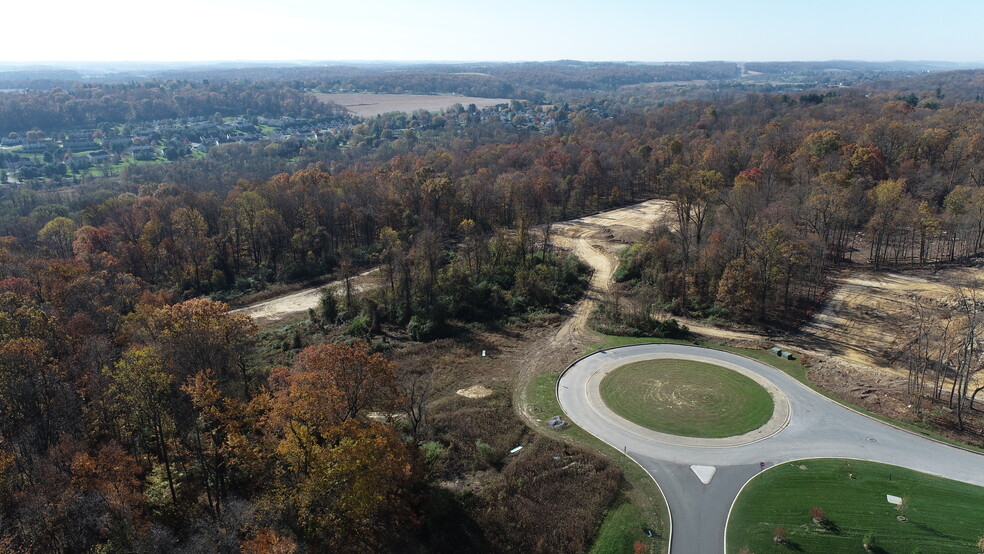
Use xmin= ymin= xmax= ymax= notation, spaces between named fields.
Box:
xmin=6 ymin=0 xmax=984 ymax=64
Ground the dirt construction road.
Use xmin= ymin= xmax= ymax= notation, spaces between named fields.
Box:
xmin=547 ymin=199 xmax=675 ymax=345
xmin=545 ymin=199 xmax=762 ymax=345
xmin=232 ymin=268 xmax=380 ymax=323
xmin=235 ymin=199 xmax=679 ymax=332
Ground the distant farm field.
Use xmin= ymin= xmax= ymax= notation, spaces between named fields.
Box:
xmin=313 ymin=93 xmax=511 ymax=116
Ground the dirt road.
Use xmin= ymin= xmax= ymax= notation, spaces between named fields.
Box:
xmin=233 ymin=268 xmax=381 ymax=323
xmin=547 ymin=199 xmax=675 ymax=345
xmin=235 ymin=199 xmax=678 ymax=331
xmin=546 ymin=200 xmax=764 ymax=345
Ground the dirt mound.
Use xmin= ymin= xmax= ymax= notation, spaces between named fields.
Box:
xmin=457 ymin=385 xmax=494 ymax=399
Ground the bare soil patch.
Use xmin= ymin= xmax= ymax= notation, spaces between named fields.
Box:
xmin=793 ymin=267 xmax=984 ymax=373
xmin=233 ymin=267 xmax=381 ymax=324
xmin=789 ymin=265 xmax=984 ymax=447
xmin=313 ymin=93 xmax=511 ymax=117
xmin=456 ymin=385 xmax=494 ymax=399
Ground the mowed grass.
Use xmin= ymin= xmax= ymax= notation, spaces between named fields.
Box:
xmin=600 ymin=359 xmax=774 ymax=438
xmin=728 ymin=458 xmax=984 ymax=553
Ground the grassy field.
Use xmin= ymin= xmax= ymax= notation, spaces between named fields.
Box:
xmin=727 ymin=458 xmax=984 ymax=553
xmin=313 ymin=92 xmax=510 ymax=116
xmin=600 ymin=359 xmax=774 ymax=438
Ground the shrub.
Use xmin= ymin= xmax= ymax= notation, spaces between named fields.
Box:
xmin=863 ymin=532 xmax=876 ymax=551
xmin=408 ymin=315 xmax=440 ymax=341
xmin=475 ymin=439 xmax=494 ymax=462
xmin=590 ymin=302 xmax=690 ymax=339
xmin=318 ymin=290 xmax=338 ymax=324
xmin=346 ymin=314 xmax=371 ymax=338
xmin=420 ymin=441 xmax=446 ymax=466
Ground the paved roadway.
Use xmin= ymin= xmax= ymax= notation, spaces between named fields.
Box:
xmin=557 ymin=343 xmax=984 ymax=554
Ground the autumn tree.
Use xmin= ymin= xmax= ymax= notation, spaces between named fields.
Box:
xmin=105 ymin=346 xmax=179 ymax=504
xmin=37 ymin=216 xmax=78 ymax=258
xmin=285 ymin=342 xmax=398 ymax=425
xmin=260 ymin=342 xmax=418 ymax=550
xmin=125 ymin=298 xmax=258 ymax=393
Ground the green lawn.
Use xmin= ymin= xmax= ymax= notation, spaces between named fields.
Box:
xmin=727 ymin=459 xmax=984 ymax=553
xmin=600 ymin=359 xmax=774 ymax=438
xmin=589 ymin=494 xmax=661 ymax=554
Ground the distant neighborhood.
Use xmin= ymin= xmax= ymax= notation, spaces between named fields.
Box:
xmin=0 ymin=96 xmax=574 ymax=186
xmin=0 ymin=113 xmax=354 ymax=184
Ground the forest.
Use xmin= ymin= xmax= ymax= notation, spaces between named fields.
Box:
xmin=0 ymin=81 xmax=347 ymax=134
xmin=2 ymin=63 xmax=984 ymax=551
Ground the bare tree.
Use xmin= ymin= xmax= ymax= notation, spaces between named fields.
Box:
xmin=401 ymin=370 xmax=432 ymax=443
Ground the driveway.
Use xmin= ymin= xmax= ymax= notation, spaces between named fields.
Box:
xmin=557 ymin=343 xmax=984 ymax=553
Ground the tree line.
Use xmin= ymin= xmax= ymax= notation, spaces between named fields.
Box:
xmin=0 ymin=80 xmax=346 ymax=134
xmin=8 ymin=75 xmax=984 ymax=326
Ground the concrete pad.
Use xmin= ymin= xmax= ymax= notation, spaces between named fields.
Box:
xmin=887 ymin=494 xmax=902 ymax=505
xmin=691 ymin=465 xmax=717 ymax=484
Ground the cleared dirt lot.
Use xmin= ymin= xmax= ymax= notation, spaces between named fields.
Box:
xmin=313 ymin=92 xmax=511 ymax=116
xmin=795 ymin=267 xmax=984 ymax=374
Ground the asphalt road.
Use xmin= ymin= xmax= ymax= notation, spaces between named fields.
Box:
xmin=557 ymin=343 xmax=984 ymax=553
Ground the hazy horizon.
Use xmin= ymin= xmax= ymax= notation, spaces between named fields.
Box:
xmin=11 ymin=0 xmax=984 ymax=64
xmin=1 ymin=59 xmax=982 ymax=78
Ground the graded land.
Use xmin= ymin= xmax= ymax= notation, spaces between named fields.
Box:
xmin=312 ymin=92 xmax=511 ymax=116
xmin=787 ymin=266 xmax=984 ymax=445
xmin=727 ymin=458 xmax=984 ymax=553
xmin=599 ymin=359 xmax=774 ymax=438
xmin=797 ymin=268 xmax=984 ymax=374
xmin=237 ymin=197 xmax=984 ymax=552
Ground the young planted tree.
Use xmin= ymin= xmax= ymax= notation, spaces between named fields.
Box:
xmin=896 ymin=495 xmax=910 ymax=521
